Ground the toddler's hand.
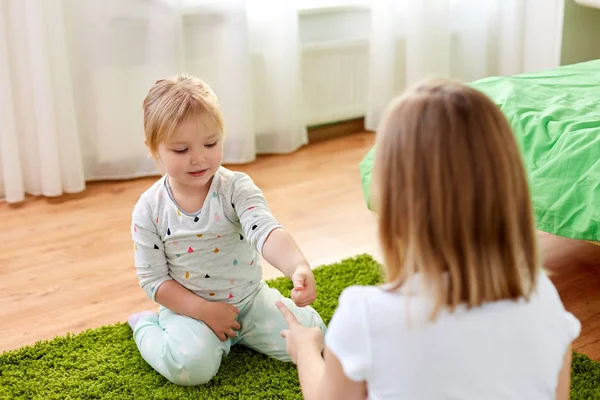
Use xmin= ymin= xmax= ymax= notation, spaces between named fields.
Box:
xmin=291 ymin=265 xmax=317 ymax=307
xmin=199 ymin=301 xmax=241 ymax=342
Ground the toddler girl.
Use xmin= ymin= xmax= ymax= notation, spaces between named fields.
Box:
xmin=129 ymin=75 xmax=326 ymax=386
xmin=277 ymin=79 xmax=581 ymax=400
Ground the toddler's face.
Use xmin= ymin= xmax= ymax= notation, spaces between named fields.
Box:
xmin=156 ymin=116 xmax=223 ymax=190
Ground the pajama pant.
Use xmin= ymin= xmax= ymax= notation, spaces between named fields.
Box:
xmin=132 ymin=281 xmax=327 ymax=386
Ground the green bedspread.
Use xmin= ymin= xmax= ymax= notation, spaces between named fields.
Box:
xmin=360 ymin=60 xmax=600 ymax=242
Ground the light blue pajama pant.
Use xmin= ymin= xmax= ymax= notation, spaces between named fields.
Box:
xmin=133 ymin=281 xmax=326 ymax=386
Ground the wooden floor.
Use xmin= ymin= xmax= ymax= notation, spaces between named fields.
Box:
xmin=1 ymin=131 xmax=599 ymax=362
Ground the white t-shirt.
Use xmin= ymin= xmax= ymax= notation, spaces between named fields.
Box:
xmin=325 ymin=272 xmax=581 ymax=400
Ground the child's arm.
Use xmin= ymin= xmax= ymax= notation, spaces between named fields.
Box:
xmin=555 ymin=345 xmax=572 ymax=400
xmin=261 ymin=228 xmax=309 ymax=277
xmin=262 ymin=228 xmax=316 ymax=307
xmin=277 ymin=301 xmax=368 ymax=400
xmin=131 ymin=198 xmax=240 ymax=341
xmin=154 ymin=281 xmax=241 ymax=341
xmin=131 ymin=198 xmax=174 ymax=301
xmin=230 ymin=173 xmax=316 ymax=306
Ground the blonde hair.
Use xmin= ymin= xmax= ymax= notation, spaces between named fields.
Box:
xmin=142 ymin=75 xmax=224 ymax=157
xmin=374 ymin=79 xmax=539 ymax=320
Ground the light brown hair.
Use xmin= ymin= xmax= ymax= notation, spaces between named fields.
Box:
xmin=373 ymin=79 xmax=539 ymax=320
xmin=142 ymin=75 xmax=224 ymax=157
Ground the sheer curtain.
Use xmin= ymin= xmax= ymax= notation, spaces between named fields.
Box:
xmin=365 ymin=0 xmax=548 ymax=130
xmin=0 ymin=0 xmax=85 ymax=203
xmin=1 ymin=0 xmax=560 ymax=203
xmin=0 ymin=0 xmax=306 ymax=203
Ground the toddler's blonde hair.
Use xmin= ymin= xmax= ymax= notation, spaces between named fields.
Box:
xmin=142 ymin=75 xmax=224 ymax=157
xmin=374 ymin=79 xmax=540 ymax=320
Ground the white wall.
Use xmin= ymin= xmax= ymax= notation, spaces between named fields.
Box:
xmin=560 ymin=0 xmax=600 ymax=65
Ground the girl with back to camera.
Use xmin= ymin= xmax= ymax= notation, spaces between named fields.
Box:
xmin=276 ymin=79 xmax=580 ymax=399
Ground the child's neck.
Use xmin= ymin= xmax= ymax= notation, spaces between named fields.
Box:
xmin=167 ymin=176 xmax=213 ymax=214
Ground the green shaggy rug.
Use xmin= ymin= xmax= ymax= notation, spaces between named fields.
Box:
xmin=1 ymin=255 xmax=598 ymax=399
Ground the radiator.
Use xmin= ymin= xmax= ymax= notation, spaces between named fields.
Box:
xmin=301 ymin=39 xmax=369 ymax=127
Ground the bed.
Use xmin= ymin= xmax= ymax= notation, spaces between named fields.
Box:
xmin=360 ymin=59 xmax=600 ymax=243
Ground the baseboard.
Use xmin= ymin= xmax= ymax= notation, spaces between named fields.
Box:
xmin=307 ymin=117 xmax=367 ymax=143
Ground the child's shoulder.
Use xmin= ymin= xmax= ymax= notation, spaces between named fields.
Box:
xmin=214 ymin=167 xmax=260 ymax=193
xmin=132 ymin=175 xmax=168 ymax=212
xmin=215 ymin=166 xmax=253 ymax=184
xmin=337 ymin=284 xmax=389 ymax=310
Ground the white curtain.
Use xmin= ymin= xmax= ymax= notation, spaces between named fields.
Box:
xmin=365 ymin=0 xmax=529 ymax=130
xmin=0 ymin=0 xmax=306 ymax=203
xmin=1 ymin=0 xmax=556 ymax=203
xmin=0 ymin=0 xmax=85 ymax=203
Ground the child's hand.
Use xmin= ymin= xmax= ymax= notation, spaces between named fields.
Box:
xmin=199 ymin=301 xmax=241 ymax=342
xmin=276 ymin=301 xmax=324 ymax=364
xmin=291 ymin=265 xmax=317 ymax=307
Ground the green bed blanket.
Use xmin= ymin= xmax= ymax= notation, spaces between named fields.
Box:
xmin=360 ymin=60 xmax=600 ymax=242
